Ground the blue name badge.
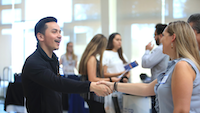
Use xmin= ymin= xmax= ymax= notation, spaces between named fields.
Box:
xmin=160 ymin=74 xmax=169 ymax=84
xmin=124 ymin=61 xmax=138 ymax=71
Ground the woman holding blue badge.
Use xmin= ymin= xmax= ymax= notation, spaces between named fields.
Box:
xmin=99 ymin=21 xmax=200 ymax=113
xmin=102 ymin=33 xmax=130 ymax=113
xmin=103 ymin=32 xmax=130 ymax=83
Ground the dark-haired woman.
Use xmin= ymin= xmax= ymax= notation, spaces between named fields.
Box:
xmin=102 ymin=33 xmax=130 ymax=113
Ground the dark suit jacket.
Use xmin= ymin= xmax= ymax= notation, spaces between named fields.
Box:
xmin=22 ymin=44 xmax=90 ymax=113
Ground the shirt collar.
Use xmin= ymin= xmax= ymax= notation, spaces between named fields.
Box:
xmin=36 ymin=43 xmax=58 ymax=61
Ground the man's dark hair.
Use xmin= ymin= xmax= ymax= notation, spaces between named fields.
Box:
xmin=34 ymin=17 xmax=57 ymax=41
xmin=155 ymin=23 xmax=167 ymax=35
xmin=187 ymin=13 xmax=200 ymax=33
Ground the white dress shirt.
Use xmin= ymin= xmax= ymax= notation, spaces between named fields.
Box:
xmin=142 ymin=44 xmax=169 ymax=81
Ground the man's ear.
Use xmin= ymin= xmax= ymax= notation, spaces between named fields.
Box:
xmin=159 ymin=34 xmax=163 ymax=39
xmin=37 ymin=33 xmax=44 ymax=42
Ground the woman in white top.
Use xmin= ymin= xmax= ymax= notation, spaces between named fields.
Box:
xmin=60 ymin=42 xmax=77 ymax=76
xmin=103 ymin=33 xmax=130 ymax=82
xmin=103 ymin=33 xmax=130 ymax=113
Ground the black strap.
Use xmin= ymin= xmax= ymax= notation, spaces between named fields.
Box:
xmin=120 ymin=76 xmax=129 ymax=82
xmin=109 ymin=77 xmax=112 ymax=82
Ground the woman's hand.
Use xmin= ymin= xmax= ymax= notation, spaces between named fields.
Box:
xmin=122 ymin=77 xmax=129 ymax=83
xmin=111 ymin=77 xmax=120 ymax=82
xmin=121 ymin=71 xmax=130 ymax=83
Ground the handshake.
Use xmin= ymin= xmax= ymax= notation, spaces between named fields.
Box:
xmin=90 ymin=81 xmax=117 ymax=97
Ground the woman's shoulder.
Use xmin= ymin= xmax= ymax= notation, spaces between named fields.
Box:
xmin=175 ymin=60 xmax=190 ymax=68
xmin=175 ymin=58 xmax=198 ymax=75
xmin=178 ymin=58 xmax=195 ymax=66
xmin=88 ymin=55 xmax=96 ymax=62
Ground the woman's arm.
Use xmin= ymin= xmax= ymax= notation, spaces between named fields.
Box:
xmin=121 ymin=72 xmax=130 ymax=83
xmin=99 ymin=79 xmax=157 ymax=96
xmin=172 ymin=61 xmax=195 ymax=113
xmin=103 ymin=65 xmax=125 ymax=77
xmin=117 ymin=79 xmax=157 ymax=96
xmin=87 ymin=56 xmax=119 ymax=82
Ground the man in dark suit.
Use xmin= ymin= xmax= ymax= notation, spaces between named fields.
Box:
xmin=21 ymin=17 xmax=111 ymax=113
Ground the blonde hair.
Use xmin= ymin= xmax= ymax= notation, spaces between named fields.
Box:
xmin=167 ymin=21 xmax=200 ymax=71
xmin=65 ymin=42 xmax=77 ymax=60
xmin=79 ymin=34 xmax=107 ymax=77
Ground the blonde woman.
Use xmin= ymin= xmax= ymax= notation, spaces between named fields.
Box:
xmin=99 ymin=21 xmax=200 ymax=113
xmin=60 ymin=42 xmax=77 ymax=76
xmin=79 ymin=34 xmax=120 ymax=113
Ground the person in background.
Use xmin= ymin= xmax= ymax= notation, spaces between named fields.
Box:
xmin=102 ymin=32 xmax=130 ymax=113
xmin=21 ymin=17 xmax=111 ymax=113
xmin=79 ymin=34 xmax=120 ymax=113
xmin=99 ymin=21 xmax=200 ymax=113
xmin=60 ymin=42 xmax=77 ymax=77
xmin=187 ymin=13 xmax=200 ymax=50
xmin=103 ymin=32 xmax=130 ymax=82
xmin=59 ymin=42 xmax=78 ymax=112
xmin=141 ymin=23 xmax=169 ymax=113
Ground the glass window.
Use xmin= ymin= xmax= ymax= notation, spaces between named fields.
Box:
xmin=1 ymin=9 xmax=21 ymax=24
xmin=117 ymin=0 xmax=162 ymax=83
xmin=1 ymin=29 xmax=12 ymax=35
xmin=165 ymin=0 xmax=200 ymax=22
xmin=6 ymin=0 xmax=200 ymax=82
xmin=11 ymin=22 xmax=25 ymax=73
xmin=74 ymin=26 xmax=94 ymax=43
xmin=117 ymin=0 xmax=161 ymax=21
xmin=25 ymin=0 xmax=72 ymax=24
xmin=1 ymin=0 xmax=21 ymax=5
xmin=74 ymin=4 xmax=100 ymax=21
xmin=73 ymin=26 xmax=99 ymax=60
xmin=173 ymin=0 xmax=187 ymax=19
xmin=130 ymin=24 xmax=156 ymax=82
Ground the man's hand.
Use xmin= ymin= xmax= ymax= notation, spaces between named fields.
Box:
xmin=97 ymin=81 xmax=114 ymax=92
xmin=90 ymin=82 xmax=112 ymax=96
xmin=145 ymin=42 xmax=154 ymax=51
